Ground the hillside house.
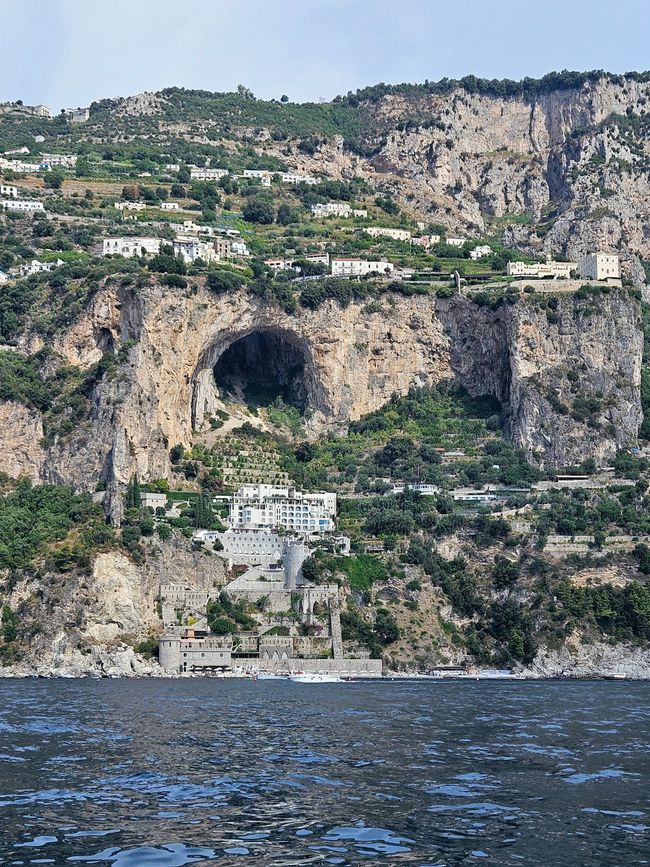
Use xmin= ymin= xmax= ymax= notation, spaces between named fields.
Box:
xmin=114 ymin=201 xmax=146 ymax=211
xmin=1 ymin=199 xmax=44 ymax=212
xmin=173 ymin=236 xmax=217 ymax=264
xmin=19 ymin=258 xmax=64 ymax=277
xmin=364 ymin=227 xmax=411 ymax=241
xmin=190 ymin=167 xmax=228 ymax=180
xmin=469 ymin=244 xmax=492 ymax=260
xmin=0 ymin=185 xmax=18 ymax=197
xmin=40 ymin=153 xmax=77 ymax=168
xmin=311 ymin=202 xmax=351 ymax=218
xmin=331 ymin=257 xmax=394 ymax=277
xmin=102 ymin=237 xmax=161 ymax=257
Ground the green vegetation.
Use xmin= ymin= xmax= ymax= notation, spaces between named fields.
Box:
xmin=0 ymin=478 xmax=113 ymax=572
xmin=341 ymin=607 xmax=400 ymax=657
xmin=207 ymin=591 xmax=256 ymax=634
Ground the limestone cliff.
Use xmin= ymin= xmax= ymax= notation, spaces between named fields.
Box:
xmin=0 ymin=281 xmax=640 ymax=517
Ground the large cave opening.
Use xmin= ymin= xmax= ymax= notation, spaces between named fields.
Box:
xmin=214 ymin=330 xmax=309 ymax=411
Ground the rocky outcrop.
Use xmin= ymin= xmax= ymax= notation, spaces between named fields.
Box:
xmin=524 ymin=634 xmax=650 ymax=679
xmin=438 ymin=290 xmax=642 ymax=467
xmin=0 ymin=401 xmax=45 ymax=481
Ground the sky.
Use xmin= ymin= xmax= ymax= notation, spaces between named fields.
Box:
xmin=2 ymin=0 xmax=650 ymax=111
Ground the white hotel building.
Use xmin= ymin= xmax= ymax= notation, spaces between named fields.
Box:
xmin=229 ymin=484 xmax=337 ymax=533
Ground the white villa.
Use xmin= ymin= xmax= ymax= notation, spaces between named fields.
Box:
xmin=364 ymin=227 xmax=411 ymax=241
xmin=19 ymin=258 xmax=64 ymax=277
xmin=173 ymin=236 xmax=217 ymax=264
xmin=507 ymin=258 xmax=576 ymax=279
xmin=1 ymin=199 xmax=44 ymax=212
xmin=102 ymin=237 xmax=161 ymax=257
xmin=190 ymin=167 xmax=228 ymax=181
xmin=469 ymin=244 xmax=492 ymax=260
xmin=331 ymin=257 xmax=394 ymax=278
xmin=114 ymin=201 xmax=146 ymax=211
xmin=311 ymin=202 xmax=351 ymax=218
xmin=40 ymin=153 xmax=77 ymax=168
xmin=0 ymin=185 xmax=18 ymax=198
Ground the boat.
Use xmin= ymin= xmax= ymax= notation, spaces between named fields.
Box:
xmin=256 ymin=672 xmax=289 ymax=680
xmin=288 ymin=672 xmax=343 ymax=683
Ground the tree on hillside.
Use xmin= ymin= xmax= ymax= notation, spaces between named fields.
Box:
xmin=243 ymin=199 xmax=275 ymax=224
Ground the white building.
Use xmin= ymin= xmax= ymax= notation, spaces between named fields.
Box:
xmin=0 ymin=270 xmax=10 ymax=285
xmin=364 ymin=226 xmax=411 ymax=241
xmin=304 ymin=252 xmax=329 ymax=266
xmin=446 ymin=237 xmax=467 ymax=248
xmin=507 ymin=259 xmax=577 ymax=279
xmin=579 ymin=252 xmax=620 ymax=281
xmin=114 ymin=201 xmax=146 ymax=211
xmin=40 ymin=153 xmax=77 ymax=168
xmin=407 ymin=483 xmax=439 ymax=496
xmin=280 ymin=172 xmax=320 ymax=185
xmin=165 ymin=163 xmax=180 ymax=172
xmin=265 ymin=257 xmax=294 ymax=271
xmin=173 ymin=236 xmax=217 ymax=264
xmin=161 ymin=202 xmax=181 ymax=211
xmin=311 ymin=202 xmax=351 ymax=218
xmin=3 ymin=146 xmax=29 ymax=156
xmin=1 ymin=199 xmax=44 ymax=212
xmin=331 ymin=258 xmax=394 ymax=278
xmin=352 ymin=209 xmax=368 ymax=218
xmin=469 ymin=244 xmax=492 ymax=260
xmin=0 ymin=157 xmax=45 ymax=173
xmin=190 ymin=167 xmax=228 ymax=181
xmin=102 ymin=237 xmax=161 ymax=257
xmin=229 ymin=240 xmax=250 ymax=257
xmin=0 ymin=185 xmax=18 ymax=198
xmin=230 ymin=484 xmax=337 ymax=533
xmin=19 ymin=258 xmax=64 ymax=277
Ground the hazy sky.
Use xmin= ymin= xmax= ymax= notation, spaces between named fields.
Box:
xmin=3 ymin=0 xmax=650 ymax=110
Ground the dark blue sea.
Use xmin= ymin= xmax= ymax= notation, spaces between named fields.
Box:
xmin=0 ymin=679 xmax=648 ymax=865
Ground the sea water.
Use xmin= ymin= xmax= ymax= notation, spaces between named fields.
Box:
xmin=0 ymin=678 xmax=648 ymax=865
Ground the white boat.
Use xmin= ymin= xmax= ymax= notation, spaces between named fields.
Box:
xmin=288 ymin=672 xmax=343 ymax=684
xmin=256 ymin=672 xmax=289 ymax=680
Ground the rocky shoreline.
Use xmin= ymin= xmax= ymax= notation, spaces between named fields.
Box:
xmin=1 ymin=640 xmax=649 ymax=680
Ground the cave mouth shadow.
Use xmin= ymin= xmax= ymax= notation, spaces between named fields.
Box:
xmin=214 ymin=330 xmax=309 ymax=412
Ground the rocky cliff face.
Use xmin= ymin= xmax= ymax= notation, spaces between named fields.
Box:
xmin=261 ymin=76 xmax=650 ymax=281
xmin=0 ymin=536 xmax=225 ymax=677
xmin=437 ymin=291 xmax=642 ymax=467
xmin=0 ymin=281 xmax=640 ymax=517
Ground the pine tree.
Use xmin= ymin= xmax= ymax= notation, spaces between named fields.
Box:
xmin=132 ymin=474 xmax=141 ymax=508
xmin=124 ymin=476 xmax=133 ymax=509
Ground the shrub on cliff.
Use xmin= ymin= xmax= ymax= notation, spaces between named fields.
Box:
xmin=206 ymin=269 xmax=244 ymax=295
